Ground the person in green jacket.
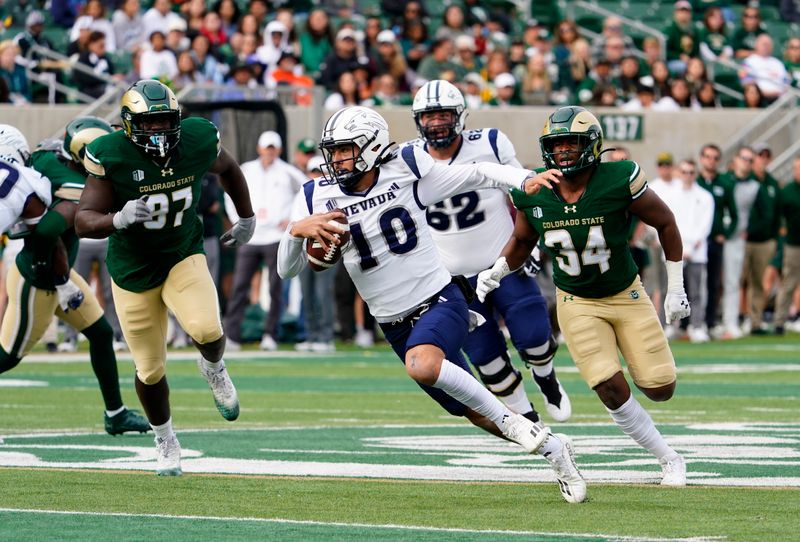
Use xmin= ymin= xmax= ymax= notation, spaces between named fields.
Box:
xmin=696 ymin=143 xmax=738 ymax=335
xmin=774 ymin=157 xmax=800 ymax=334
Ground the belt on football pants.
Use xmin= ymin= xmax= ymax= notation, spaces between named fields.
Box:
xmin=387 ymin=275 xmax=474 ymax=328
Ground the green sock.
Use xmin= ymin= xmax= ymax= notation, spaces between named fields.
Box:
xmin=82 ymin=318 xmax=123 ymax=411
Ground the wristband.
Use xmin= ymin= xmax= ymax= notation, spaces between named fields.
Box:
xmin=665 ymin=260 xmax=684 ymax=293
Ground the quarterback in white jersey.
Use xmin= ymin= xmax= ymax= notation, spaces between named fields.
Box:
xmin=0 ymin=125 xmax=52 ymax=232
xmin=278 ymin=106 xmax=587 ymax=503
xmin=408 ymin=80 xmax=571 ymax=424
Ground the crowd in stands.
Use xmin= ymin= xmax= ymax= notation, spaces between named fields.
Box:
xmin=1 ymin=0 xmax=799 ymax=107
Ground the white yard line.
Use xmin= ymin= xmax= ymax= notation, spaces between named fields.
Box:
xmin=0 ymin=507 xmax=725 ymax=542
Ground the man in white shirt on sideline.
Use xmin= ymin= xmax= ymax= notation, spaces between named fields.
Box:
xmin=670 ymin=160 xmax=714 ymax=342
xmin=741 ymin=34 xmax=791 ymax=103
xmin=141 ymin=0 xmax=184 ymax=41
xmin=224 ymin=131 xmax=306 ymax=351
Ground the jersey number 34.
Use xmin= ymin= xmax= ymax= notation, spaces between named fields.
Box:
xmin=545 ymin=226 xmax=610 ymax=276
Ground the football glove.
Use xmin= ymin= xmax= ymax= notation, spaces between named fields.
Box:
xmin=476 ymin=257 xmax=512 ymax=303
xmin=522 ymin=247 xmax=542 ymax=277
xmin=113 ymin=196 xmax=152 ymax=230
xmin=221 ymin=215 xmax=256 ymax=248
xmin=664 ymin=260 xmax=691 ymax=324
xmin=54 ymin=277 xmax=84 ymax=312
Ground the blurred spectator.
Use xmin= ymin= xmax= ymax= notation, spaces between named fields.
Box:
xmin=641 ymin=36 xmax=663 ymax=74
xmin=224 ymin=131 xmax=305 ymax=351
xmin=774 ymin=157 xmax=800 ymax=334
xmin=741 ymin=34 xmax=791 ymax=103
xmin=489 ymin=72 xmax=520 ymax=106
xmin=14 ymin=10 xmax=63 ymax=103
xmin=602 ymin=36 xmax=627 ymax=75
xmin=324 ymin=70 xmax=360 ymax=109
xmin=199 ymin=11 xmax=228 ymax=48
xmin=784 ymin=37 xmax=800 ymax=87
xmin=319 ymin=27 xmax=362 ymax=91
xmin=664 ymin=0 xmax=698 ymax=73
xmin=399 ymin=18 xmax=430 ymax=71
xmin=553 ymin=19 xmax=588 ymax=91
xmin=225 ymin=61 xmax=257 ymax=89
xmin=684 ymin=57 xmax=708 ymax=93
xmin=621 ymin=83 xmax=679 ymax=111
xmin=483 ymin=49 xmax=510 ymax=83
xmin=462 ymin=72 xmax=486 ymax=108
xmin=268 ymin=51 xmax=314 ymax=105
xmin=15 ymin=11 xmax=56 ymax=60
xmin=720 ymin=147 xmax=759 ymax=339
xmin=293 ymin=138 xmax=317 ymax=173
xmin=174 ymin=50 xmax=206 ymax=88
xmin=236 ymin=13 xmax=262 ymax=42
xmin=577 ymin=58 xmax=616 ymax=104
xmin=184 ymin=0 xmax=207 ymax=34
xmin=213 ymin=0 xmax=241 ymax=38
xmin=112 ymin=0 xmax=146 ymax=53
xmin=363 ymin=16 xmax=384 ymax=59
xmin=166 ymin=17 xmax=191 ymax=54
xmin=741 ymin=81 xmax=764 ymax=108
xmin=508 ymin=41 xmax=527 ymax=72
xmin=374 ymin=30 xmax=412 ymax=92
xmin=732 ymin=6 xmax=766 ymax=60
xmin=291 ymin=155 xmax=337 ymax=353
xmin=416 ymin=38 xmax=461 ymax=82
xmin=746 ymin=142 xmax=781 ymax=334
xmin=257 ymin=20 xmax=292 ymax=80
xmin=247 ymin=0 xmax=269 ymax=29
xmin=366 ymin=73 xmax=404 ymax=106
xmin=696 ymin=144 xmax=733 ymax=335
xmin=51 ymin=0 xmax=82 ymax=28
xmin=72 ymin=31 xmax=121 ymax=99
xmin=567 ymin=40 xmax=593 ymax=93
xmin=274 ymin=7 xmax=297 ymax=45
xmin=67 ymin=17 xmax=94 ymax=56
xmin=387 ymin=0 xmax=428 ymax=30
xmin=124 ymin=48 xmax=144 ymax=84
xmin=436 ymin=5 xmax=468 ymax=42
xmin=698 ymin=6 xmax=732 ymax=62
xmin=191 ymin=34 xmax=225 ymax=83
xmin=648 ymin=59 xmax=672 ymax=99
xmin=0 ymin=40 xmax=30 ymax=104
xmin=617 ymin=55 xmax=642 ymax=101
xmin=519 ymin=53 xmax=552 ymax=105
xmin=142 ymin=0 xmax=184 ymax=40
xmin=139 ymin=31 xmax=178 ymax=81
xmin=298 ymin=9 xmax=333 ymax=80
xmin=610 ymin=146 xmax=631 ymax=161
xmin=352 ymin=59 xmax=376 ymax=103
xmin=669 ymin=77 xmax=694 ymax=108
xmin=695 ymin=80 xmax=720 ymax=108
xmin=591 ymin=16 xmax=634 ymax=62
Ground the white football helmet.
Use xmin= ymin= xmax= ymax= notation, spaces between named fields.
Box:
xmin=412 ymin=80 xmax=467 ymax=149
xmin=0 ymin=124 xmax=31 ymax=165
xmin=319 ymin=106 xmax=397 ymax=188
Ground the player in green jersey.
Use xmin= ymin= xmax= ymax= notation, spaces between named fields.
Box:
xmin=75 ymin=80 xmax=255 ymax=476
xmin=476 ymin=106 xmax=691 ymax=486
xmin=0 ymin=117 xmax=150 ymax=436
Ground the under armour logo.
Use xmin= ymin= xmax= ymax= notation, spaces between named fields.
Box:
xmin=630 ymin=290 xmax=639 ymax=299
xmin=161 ymin=168 xmax=174 ymax=177
xmin=562 ymin=295 xmax=574 ymax=302
xmin=564 ymin=205 xmax=577 ymax=213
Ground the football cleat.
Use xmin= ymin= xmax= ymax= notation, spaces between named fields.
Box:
xmin=259 ymin=335 xmax=278 ymax=351
xmin=546 ymin=433 xmax=588 ymax=503
xmin=104 ymin=408 xmax=150 ymax=436
xmin=155 ymin=434 xmax=182 ymax=476
xmin=532 ymin=370 xmax=572 ymax=423
xmin=500 ymin=413 xmax=549 ymax=453
xmin=660 ymin=454 xmax=687 ymax=487
xmin=198 ymin=358 xmax=240 ymax=421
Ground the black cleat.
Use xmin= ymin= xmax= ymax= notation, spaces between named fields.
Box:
xmin=104 ymin=409 xmax=151 ymax=436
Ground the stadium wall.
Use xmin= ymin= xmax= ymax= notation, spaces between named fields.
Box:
xmin=5 ymin=105 xmax=763 ymax=179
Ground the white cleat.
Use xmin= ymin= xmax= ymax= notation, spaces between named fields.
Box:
xmin=354 ymin=329 xmax=374 ymax=348
xmin=500 ymin=413 xmax=549 ymax=453
xmin=660 ymin=454 xmax=687 ymax=486
xmin=155 ymin=434 xmax=182 ymax=476
xmin=546 ymin=433 xmax=587 ymax=503
xmin=259 ymin=335 xmax=278 ymax=351
xmin=198 ymin=359 xmax=240 ymax=421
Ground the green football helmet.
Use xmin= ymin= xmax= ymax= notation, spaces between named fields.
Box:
xmin=62 ymin=116 xmax=113 ymax=164
xmin=120 ymin=79 xmax=181 ymax=158
xmin=539 ymin=106 xmax=603 ymax=175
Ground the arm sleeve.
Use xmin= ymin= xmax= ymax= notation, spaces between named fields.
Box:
xmin=416 ymin=161 xmax=530 ymax=206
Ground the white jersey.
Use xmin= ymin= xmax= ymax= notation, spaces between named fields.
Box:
xmin=278 ymin=145 xmax=529 ymax=322
xmin=0 ymin=159 xmax=52 ymax=233
xmin=407 ymin=128 xmax=522 ymax=277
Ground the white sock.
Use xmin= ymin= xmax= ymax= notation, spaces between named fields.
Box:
xmin=151 ymin=417 xmax=175 ymax=441
xmin=477 ymin=357 xmax=533 ymax=415
xmin=537 ymin=433 xmax=563 ymax=458
xmin=105 ymin=406 xmax=125 ymax=418
xmin=530 ymin=361 xmax=554 ymax=378
xmin=202 ymin=357 xmax=223 ymax=371
xmin=607 ymin=395 xmax=675 ymax=460
xmin=434 ymin=359 xmax=511 ymax=427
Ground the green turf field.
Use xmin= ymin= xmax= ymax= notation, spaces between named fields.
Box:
xmin=1 ymin=336 xmax=798 ymax=541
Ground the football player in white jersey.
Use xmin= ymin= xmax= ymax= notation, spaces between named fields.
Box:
xmin=409 ymin=80 xmax=571 ymax=424
xmin=0 ymin=125 xmax=52 ymax=233
xmin=278 ymin=106 xmax=587 ymax=503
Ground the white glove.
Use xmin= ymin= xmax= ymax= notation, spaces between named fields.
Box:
xmin=55 ymin=279 xmax=84 ymax=312
xmin=664 ymin=260 xmax=691 ymax=324
xmin=113 ymin=196 xmax=152 ymax=230
xmin=220 ymin=215 xmax=256 ymax=248
xmin=476 ymin=257 xmax=512 ymax=303
xmin=468 ymin=310 xmax=487 ymax=332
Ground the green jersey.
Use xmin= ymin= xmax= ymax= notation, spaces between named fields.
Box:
xmin=84 ymin=117 xmax=220 ymax=292
xmin=697 ymin=172 xmax=738 ymax=239
xmin=511 ymin=161 xmax=646 ymax=299
xmin=781 ymin=181 xmax=800 ymax=247
xmin=16 ymin=149 xmax=81 ymax=289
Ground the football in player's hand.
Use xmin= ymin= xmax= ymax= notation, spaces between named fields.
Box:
xmin=306 ymin=213 xmax=350 ymax=271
